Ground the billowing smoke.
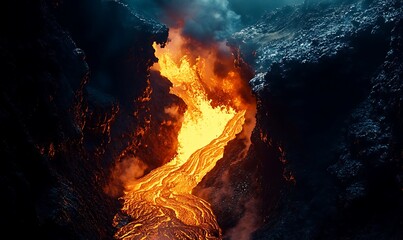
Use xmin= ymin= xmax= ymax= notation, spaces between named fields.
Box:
xmin=196 ymin=168 xmax=262 ymax=240
xmin=104 ymin=157 xmax=148 ymax=197
xmin=125 ymin=0 xmax=240 ymax=42
xmin=226 ymin=198 xmax=261 ymax=240
xmin=124 ymin=0 xmax=304 ymax=42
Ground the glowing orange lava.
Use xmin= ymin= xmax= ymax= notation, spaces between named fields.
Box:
xmin=114 ymin=29 xmax=254 ymax=239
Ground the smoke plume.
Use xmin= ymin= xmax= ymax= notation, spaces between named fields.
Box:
xmin=125 ymin=0 xmax=241 ymax=43
xmin=226 ymin=198 xmax=261 ymax=240
xmin=125 ymin=0 xmax=306 ymax=44
xmin=104 ymin=157 xmax=148 ymax=197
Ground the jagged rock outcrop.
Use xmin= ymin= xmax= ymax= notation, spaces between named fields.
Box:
xmin=0 ymin=0 xmax=171 ymax=239
xmin=229 ymin=0 xmax=402 ymax=238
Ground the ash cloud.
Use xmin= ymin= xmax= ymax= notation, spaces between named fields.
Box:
xmin=124 ymin=0 xmax=305 ymax=42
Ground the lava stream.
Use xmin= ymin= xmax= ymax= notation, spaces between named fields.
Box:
xmin=114 ymin=29 xmax=250 ymax=239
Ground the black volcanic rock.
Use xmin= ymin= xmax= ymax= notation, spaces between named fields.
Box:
xmin=229 ymin=0 xmax=403 ymax=239
xmin=0 ymin=0 xmax=170 ymax=239
xmin=54 ymin=0 xmax=168 ymax=104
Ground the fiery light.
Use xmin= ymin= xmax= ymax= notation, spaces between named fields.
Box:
xmin=114 ymin=29 xmax=254 ymax=239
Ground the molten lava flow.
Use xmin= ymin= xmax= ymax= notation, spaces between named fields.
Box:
xmin=114 ymin=29 xmax=253 ymax=239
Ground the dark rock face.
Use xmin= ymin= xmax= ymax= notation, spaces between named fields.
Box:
xmin=0 ymin=0 xmax=170 ymax=239
xmin=230 ymin=0 xmax=403 ymax=239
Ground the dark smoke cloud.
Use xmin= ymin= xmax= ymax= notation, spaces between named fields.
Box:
xmin=182 ymin=0 xmax=240 ymax=42
xmin=124 ymin=0 xmax=304 ymax=42
xmin=124 ymin=0 xmax=239 ymax=42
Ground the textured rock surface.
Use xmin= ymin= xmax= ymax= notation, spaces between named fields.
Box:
xmin=229 ymin=0 xmax=403 ymax=238
xmin=0 ymin=0 xmax=170 ymax=239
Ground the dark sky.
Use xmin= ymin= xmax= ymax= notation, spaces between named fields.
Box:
xmin=124 ymin=0 xmax=305 ymax=42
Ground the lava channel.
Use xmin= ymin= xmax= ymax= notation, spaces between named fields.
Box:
xmin=114 ymin=29 xmax=254 ymax=240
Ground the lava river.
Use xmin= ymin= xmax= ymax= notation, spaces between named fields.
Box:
xmin=114 ymin=29 xmax=253 ymax=240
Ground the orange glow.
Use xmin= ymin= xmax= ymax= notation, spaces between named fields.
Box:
xmin=114 ymin=29 xmax=255 ymax=239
